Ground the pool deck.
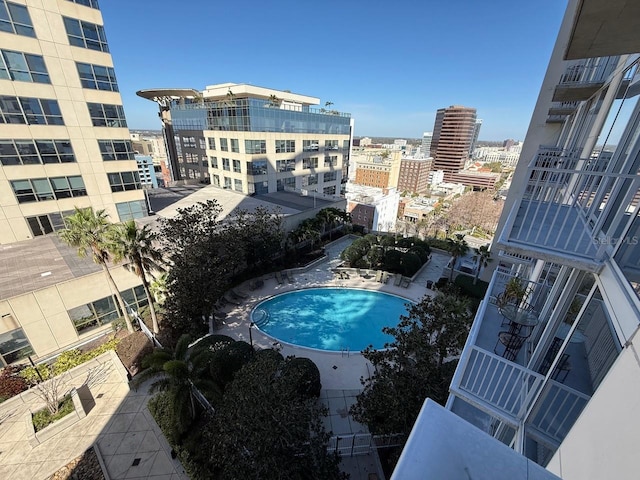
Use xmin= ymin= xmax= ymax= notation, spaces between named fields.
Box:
xmin=215 ymin=236 xmax=450 ymax=390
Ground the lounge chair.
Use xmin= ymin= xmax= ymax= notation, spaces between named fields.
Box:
xmin=224 ymin=292 xmax=241 ymax=305
xmin=232 ymin=288 xmax=249 ymax=299
xmin=249 ymin=279 xmax=264 ymax=290
xmin=375 ymin=271 xmax=383 ymax=283
xmin=284 ymin=271 xmax=294 ymax=283
xmin=394 ymin=275 xmax=403 ymax=287
xmin=401 ymin=277 xmax=411 ymax=288
xmin=382 ymin=272 xmax=390 ymax=284
xmin=275 ymin=271 xmax=284 ymax=285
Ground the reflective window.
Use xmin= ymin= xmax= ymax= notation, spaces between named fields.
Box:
xmin=230 ymin=138 xmax=239 ymax=153
xmin=234 ymin=179 xmax=242 ymax=192
xmin=26 ymin=211 xmax=69 ymax=237
xmin=247 ymin=159 xmax=268 ymax=175
xmin=323 ymin=185 xmax=336 ymax=195
xmin=63 ymin=17 xmax=109 ymax=52
xmin=220 ymin=138 xmax=228 ymax=151
xmin=11 ymin=176 xmax=86 ymax=203
xmin=88 ymin=103 xmax=127 ymax=127
xmin=107 ymin=171 xmax=141 ymax=192
xmin=303 ymin=140 xmax=319 ymax=151
xmin=0 ymin=327 xmax=33 ymax=365
xmin=0 ymin=96 xmax=64 ymax=125
xmin=98 ymin=139 xmax=134 ymax=160
xmin=209 ymin=156 xmax=218 ymax=168
xmin=276 ymin=159 xmax=295 ymax=172
xmin=324 ymin=171 xmax=337 ymax=182
xmin=324 ymin=155 xmax=338 ymax=167
xmin=222 ymin=158 xmax=230 ymax=171
xmin=0 ymin=1 xmax=35 ymax=37
xmin=0 ymin=139 xmax=75 ymax=165
xmin=67 ymin=0 xmax=100 ymax=9
xmin=76 ymin=62 xmax=118 ymax=91
xmin=207 ymin=137 xmax=216 ymax=150
xmin=116 ymin=200 xmax=146 ymax=221
xmin=276 ymin=139 xmax=295 ymax=153
xmin=245 ymin=139 xmax=266 ymax=154
xmin=0 ymin=50 xmax=49 ymax=83
xmin=303 ymin=157 xmax=318 ymax=169
xmin=232 ymin=159 xmax=241 ymax=173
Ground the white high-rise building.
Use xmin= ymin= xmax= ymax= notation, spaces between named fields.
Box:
xmin=394 ymin=1 xmax=640 ymax=479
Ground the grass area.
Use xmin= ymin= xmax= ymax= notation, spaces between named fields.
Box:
xmin=32 ymin=395 xmax=75 ymax=432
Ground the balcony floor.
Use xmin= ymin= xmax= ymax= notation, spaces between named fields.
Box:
xmin=505 ymin=200 xmax=600 ymax=269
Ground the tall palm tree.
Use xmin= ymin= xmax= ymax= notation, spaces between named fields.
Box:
xmin=113 ymin=220 xmax=165 ymax=334
xmin=446 ymin=234 xmax=469 ymax=281
xmin=473 ymin=244 xmax=492 ymax=285
xmin=133 ymin=334 xmax=220 ymax=435
xmin=59 ymin=207 xmax=134 ymax=333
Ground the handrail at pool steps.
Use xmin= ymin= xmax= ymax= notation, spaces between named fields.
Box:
xmin=253 ymin=308 xmax=269 ymax=327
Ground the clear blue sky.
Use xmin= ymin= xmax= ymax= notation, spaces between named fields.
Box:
xmin=102 ymin=0 xmax=567 ymax=141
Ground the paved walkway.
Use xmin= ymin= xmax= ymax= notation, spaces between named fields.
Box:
xmin=0 ymin=355 xmax=187 ymax=480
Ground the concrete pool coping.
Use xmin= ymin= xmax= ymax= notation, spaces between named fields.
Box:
xmin=214 ymin=236 xmax=451 ymax=390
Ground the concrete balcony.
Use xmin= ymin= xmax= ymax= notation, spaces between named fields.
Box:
xmin=553 ymin=57 xmax=619 ymax=102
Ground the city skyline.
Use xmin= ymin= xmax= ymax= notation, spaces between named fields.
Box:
xmin=102 ymin=0 xmax=566 ymax=140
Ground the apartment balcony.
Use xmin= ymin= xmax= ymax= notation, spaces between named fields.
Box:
xmin=546 ymin=101 xmax=579 ymax=124
xmin=497 ymin=148 xmax=640 ymax=272
xmin=552 ymin=57 xmax=619 ymax=102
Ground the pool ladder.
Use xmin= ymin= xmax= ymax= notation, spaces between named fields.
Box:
xmin=340 ymin=346 xmax=350 ymax=357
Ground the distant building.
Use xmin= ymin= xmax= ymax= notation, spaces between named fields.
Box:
xmin=360 ymin=137 xmax=372 ymax=146
xmin=352 ymin=151 xmax=401 ymax=189
xmin=470 ymin=119 xmax=483 ymax=156
xmin=429 ymin=169 xmax=445 ymax=186
xmin=421 ymin=132 xmax=433 ymax=159
xmin=447 ymin=171 xmax=499 ymax=190
xmin=135 ymin=155 xmax=158 ymax=188
xmin=431 ymin=105 xmax=478 ymax=180
xmin=397 ymin=158 xmax=432 ymax=194
xmin=346 ymin=185 xmax=399 ymax=232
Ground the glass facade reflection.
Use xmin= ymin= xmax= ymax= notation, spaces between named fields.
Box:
xmin=171 ymin=98 xmax=350 ymax=134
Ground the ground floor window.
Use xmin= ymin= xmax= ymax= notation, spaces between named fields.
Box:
xmin=0 ymin=326 xmax=34 ymax=365
xmin=116 ymin=200 xmax=147 ymax=221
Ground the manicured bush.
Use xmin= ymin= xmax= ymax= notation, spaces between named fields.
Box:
xmin=281 ymin=357 xmax=322 ymax=398
xmin=454 ymin=275 xmax=489 ymax=299
xmin=32 ymin=395 xmax=74 ymax=432
xmin=209 ymin=340 xmax=255 ymax=388
xmin=384 ymin=250 xmax=402 ymax=272
xmin=0 ymin=366 xmax=28 ymax=402
xmin=401 ymin=252 xmax=422 ymax=277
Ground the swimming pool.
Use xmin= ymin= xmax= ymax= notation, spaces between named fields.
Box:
xmin=252 ymin=288 xmax=412 ymax=351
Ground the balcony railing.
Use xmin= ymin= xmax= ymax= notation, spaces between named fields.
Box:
xmin=558 ymin=57 xmax=619 ymax=86
xmin=499 ymin=148 xmax=640 ymax=271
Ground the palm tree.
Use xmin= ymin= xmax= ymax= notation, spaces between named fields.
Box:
xmin=133 ymin=334 xmax=220 ymax=436
xmin=113 ymin=220 xmax=165 ymax=334
xmin=473 ymin=244 xmax=492 ymax=285
xmin=59 ymin=207 xmax=135 ymax=333
xmin=446 ymin=234 xmax=469 ymax=281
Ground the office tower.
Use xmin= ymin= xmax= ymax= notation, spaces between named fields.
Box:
xmin=421 ymin=131 xmax=432 ymax=158
xmin=138 ymin=84 xmax=352 ymax=196
xmin=430 ymin=105 xmax=477 ymax=180
xmin=469 ymin=119 xmax=482 ymax=156
xmin=0 ymin=0 xmax=146 ymax=365
xmin=394 ymin=1 xmax=640 ymax=478
xmin=397 ymin=157 xmax=432 ymax=194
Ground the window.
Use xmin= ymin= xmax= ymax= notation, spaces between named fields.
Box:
xmin=323 ymin=185 xmax=336 ymax=195
xmin=98 ymin=139 xmax=134 ymax=161
xmin=11 ymin=176 xmax=87 ymax=203
xmin=276 ymin=159 xmax=295 ymax=172
xmin=0 ymin=1 xmax=35 ymax=37
xmin=325 ymin=140 xmax=339 ymax=150
xmin=87 ymin=103 xmax=127 ymax=127
xmin=209 ymin=156 xmax=218 ymax=168
xmin=277 ymin=177 xmax=296 ymax=191
xmin=343 ymin=139 xmax=350 ymax=149
xmin=198 ymin=137 xmax=206 ymax=149
xmin=26 ymin=211 xmax=69 ymax=237
xmin=76 ymin=62 xmax=118 ymax=91
xmin=0 ymin=50 xmax=49 ymax=83
xmin=232 ymin=159 xmax=241 ymax=173
xmin=276 ymin=139 xmax=295 ymax=153
xmin=245 ymin=139 xmax=266 ymax=154
xmin=67 ymin=0 xmax=100 ymax=9
xmin=324 ymin=171 xmax=337 ymax=182
xmin=0 ymin=327 xmax=33 ymax=365
xmin=63 ymin=17 xmax=109 ymax=52
xmin=222 ymin=158 xmax=230 ymax=171
xmin=107 ymin=171 xmax=141 ymax=192
xmin=230 ymin=138 xmax=239 ymax=153
xmin=220 ymin=138 xmax=228 ymax=151
xmin=247 ymin=160 xmax=268 ymax=175
xmin=303 ymin=140 xmax=319 ymax=151
xmin=224 ymin=177 xmax=232 ymax=189
xmin=0 ymin=139 xmax=75 ymax=165
xmin=307 ymin=174 xmax=318 ymax=186
xmin=234 ymin=179 xmax=242 ymax=192
xmin=0 ymin=96 xmax=64 ymax=125
xmin=182 ymin=136 xmax=196 ymax=148
xmin=324 ymin=155 xmax=338 ymax=167
xmin=68 ymin=296 xmax=119 ymax=334
xmin=303 ymin=157 xmax=318 ymax=169
xmin=207 ymin=138 xmax=216 ymax=150
xmin=116 ymin=200 xmax=146 ymax=221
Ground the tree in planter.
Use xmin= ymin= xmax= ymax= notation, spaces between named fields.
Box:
xmin=473 ymin=244 xmax=492 ymax=285
xmin=113 ymin=220 xmax=165 ymax=334
xmin=350 ymin=290 xmax=472 ymax=437
xmin=446 ymin=233 xmax=469 ymax=281
xmin=59 ymin=207 xmax=134 ymax=333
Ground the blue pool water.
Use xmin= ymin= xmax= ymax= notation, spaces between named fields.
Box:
xmin=252 ymin=288 xmax=412 ymax=351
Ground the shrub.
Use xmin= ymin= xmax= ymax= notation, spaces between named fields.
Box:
xmin=209 ymin=341 xmax=254 ymax=388
xmin=401 ymin=252 xmax=422 ymax=277
xmin=281 ymin=357 xmax=321 ymax=398
xmin=383 ymin=250 xmax=402 ymax=272
xmin=32 ymin=395 xmax=75 ymax=432
xmin=0 ymin=366 xmax=28 ymax=402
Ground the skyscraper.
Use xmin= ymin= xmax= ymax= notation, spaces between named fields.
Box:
xmin=430 ymin=105 xmax=477 ymax=179
xmin=421 ymin=131 xmax=432 ymax=158
xmin=0 ymin=0 xmax=145 ymax=365
xmin=469 ymin=119 xmax=482 ymax=156
xmin=394 ymin=0 xmax=640 ymax=478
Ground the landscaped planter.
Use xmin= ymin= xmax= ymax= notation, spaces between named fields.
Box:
xmin=26 ymin=386 xmax=88 ymax=447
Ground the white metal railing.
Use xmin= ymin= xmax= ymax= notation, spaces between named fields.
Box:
xmin=504 ymin=148 xmax=640 ymax=263
xmin=559 ymin=57 xmax=619 ymax=85
xmin=458 ymin=346 xmax=545 ymax=419
xmin=526 ymin=380 xmax=590 ymax=445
